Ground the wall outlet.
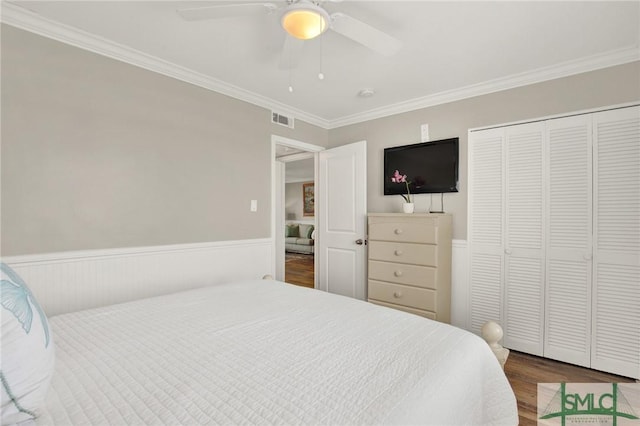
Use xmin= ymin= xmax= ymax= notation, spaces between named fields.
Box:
xmin=421 ymin=124 xmax=430 ymax=142
xmin=250 ymin=199 xmax=257 ymax=212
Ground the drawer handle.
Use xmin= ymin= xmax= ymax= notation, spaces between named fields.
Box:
xmin=394 ymin=249 xmax=403 ymax=256
xmin=393 ymin=291 xmax=403 ymax=298
xmin=394 ymin=228 xmax=403 ymax=235
xmin=394 ymin=270 xmax=403 ymax=277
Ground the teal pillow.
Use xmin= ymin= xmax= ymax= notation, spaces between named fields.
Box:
xmin=285 ymin=224 xmax=299 ymax=238
xmin=1 ymin=262 xmax=54 ymax=424
xmin=299 ymin=224 xmax=314 ymax=239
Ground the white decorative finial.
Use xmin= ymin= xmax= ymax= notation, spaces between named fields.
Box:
xmin=482 ymin=321 xmax=510 ymax=369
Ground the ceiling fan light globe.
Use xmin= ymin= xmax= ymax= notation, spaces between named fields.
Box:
xmin=281 ymin=4 xmax=329 ymax=40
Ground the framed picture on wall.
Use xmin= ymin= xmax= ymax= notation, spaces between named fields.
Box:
xmin=303 ymin=182 xmax=314 ymax=216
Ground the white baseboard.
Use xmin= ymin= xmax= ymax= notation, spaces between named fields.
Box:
xmin=3 ymin=239 xmax=273 ymax=316
xmin=451 ymin=239 xmax=468 ymax=330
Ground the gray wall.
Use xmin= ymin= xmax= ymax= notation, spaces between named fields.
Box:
xmin=328 ymin=62 xmax=640 ymax=240
xmin=285 ymin=181 xmax=314 ymax=221
xmin=1 ymin=25 xmax=328 ymax=256
xmin=3 ymin=24 xmax=639 ymax=255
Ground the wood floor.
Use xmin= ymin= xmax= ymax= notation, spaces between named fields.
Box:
xmin=281 ymin=258 xmax=637 ymax=424
xmin=284 ymin=252 xmax=314 ymax=288
xmin=505 ymin=351 xmax=636 ymax=425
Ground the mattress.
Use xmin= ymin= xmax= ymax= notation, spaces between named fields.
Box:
xmin=37 ymin=279 xmax=518 ymax=425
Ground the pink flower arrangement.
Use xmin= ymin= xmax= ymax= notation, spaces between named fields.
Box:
xmin=391 ymin=170 xmax=412 ymax=203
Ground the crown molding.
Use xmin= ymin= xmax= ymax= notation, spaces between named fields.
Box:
xmin=0 ymin=2 xmax=331 ymax=129
xmin=327 ymin=45 xmax=640 ymax=128
xmin=2 ymin=2 xmax=637 ymax=131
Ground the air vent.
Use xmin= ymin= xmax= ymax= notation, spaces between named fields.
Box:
xmin=272 ymin=111 xmax=294 ymax=129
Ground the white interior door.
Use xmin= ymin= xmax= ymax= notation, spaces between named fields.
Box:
xmin=318 ymin=141 xmax=367 ymax=299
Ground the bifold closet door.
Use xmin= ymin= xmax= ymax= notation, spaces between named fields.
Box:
xmin=591 ymin=106 xmax=640 ymax=379
xmin=544 ymin=114 xmax=592 ymax=367
xmin=502 ymin=123 xmax=545 ymax=355
xmin=468 ymin=128 xmax=504 ymax=334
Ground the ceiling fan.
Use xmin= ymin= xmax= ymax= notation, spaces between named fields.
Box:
xmin=177 ymin=0 xmax=402 ymax=69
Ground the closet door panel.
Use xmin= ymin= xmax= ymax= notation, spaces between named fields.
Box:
xmin=592 ymin=263 xmax=640 ymax=378
xmin=504 ymin=256 xmax=543 ymax=354
xmin=468 ymin=128 xmax=504 ymax=334
xmin=592 ymin=106 xmax=640 ymax=379
xmin=546 ymin=260 xmax=590 ymax=365
xmin=503 ymin=123 xmax=545 ymax=355
xmin=544 ymin=114 xmax=592 ymax=367
xmin=470 ymin=129 xmax=504 ymax=249
xmin=469 ymin=253 xmax=503 ymax=333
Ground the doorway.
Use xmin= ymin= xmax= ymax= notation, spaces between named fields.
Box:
xmin=271 ymin=137 xmax=368 ymax=299
xmin=271 ymin=135 xmax=323 ymax=288
xmin=282 ymin=156 xmax=314 ymax=288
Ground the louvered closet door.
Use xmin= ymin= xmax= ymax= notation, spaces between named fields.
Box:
xmin=591 ymin=106 xmax=640 ymax=379
xmin=544 ymin=114 xmax=592 ymax=367
xmin=503 ymin=123 xmax=545 ymax=355
xmin=468 ymin=128 xmax=504 ymax=334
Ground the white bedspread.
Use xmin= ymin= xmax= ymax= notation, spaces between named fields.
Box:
xmin=37 ymin=280 xmax=518 ymax=425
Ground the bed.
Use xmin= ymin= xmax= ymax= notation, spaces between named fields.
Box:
xmin=3 ymin=275 xmax=518 ymax=425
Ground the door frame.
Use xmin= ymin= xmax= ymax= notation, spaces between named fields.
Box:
xmin=271 ymin=135 xmax=324 ymax=285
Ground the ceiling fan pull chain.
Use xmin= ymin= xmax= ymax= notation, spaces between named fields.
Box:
xmin=318 ymin=21 xmax=325 ymax=80
xmin=288 ymin=49 xmax=294 ymax=93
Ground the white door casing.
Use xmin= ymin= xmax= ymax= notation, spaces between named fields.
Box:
xmin=318 ymin=141 xmax=368 ymax=300
xmin=274 ymin=160 xmax=286 ymax=281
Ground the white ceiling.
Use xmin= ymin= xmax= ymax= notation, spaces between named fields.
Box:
xmin=3 ymin=1 xmax=639 ymax=128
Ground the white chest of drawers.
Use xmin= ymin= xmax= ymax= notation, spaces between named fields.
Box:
xmin=367 ymin=213 xmax=452 ymax=323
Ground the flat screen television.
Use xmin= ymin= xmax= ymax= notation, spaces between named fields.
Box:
xmin=384 ymin=137 xmax=459 ymax=195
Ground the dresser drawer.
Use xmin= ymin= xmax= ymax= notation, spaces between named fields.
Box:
xmin=368 ymin=221 xmax=437 ymax=244
xmin=368 ymin=280 xmax=436 ymax=311
xmin=368 ymin=241 xmax=437 ymax=266
xmin=369 ymin=300 xmax=436 ymax=320
xmin=368 ymin=260 xmax=437 ymax=289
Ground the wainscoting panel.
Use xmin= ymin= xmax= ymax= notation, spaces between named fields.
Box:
xmin=451 ymin=239 xmax=469 ymax=329
xmin=4 ymin=239 xmax=273 ymax=317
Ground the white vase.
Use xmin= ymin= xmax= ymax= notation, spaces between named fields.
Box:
xmin=402 ymin=203 xmax=415 ymax=214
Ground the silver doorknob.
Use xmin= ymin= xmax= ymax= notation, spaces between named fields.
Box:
xmin=355 ymin=239 xmax=364 ymax=245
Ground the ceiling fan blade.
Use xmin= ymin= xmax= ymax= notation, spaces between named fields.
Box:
xmin=177 ymin=3 xmax=277 ymax=21
xmin=330 ymin=12 xmax=402 ymax=56
xmin=278 ymin=35 xmax=305 ymax=69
